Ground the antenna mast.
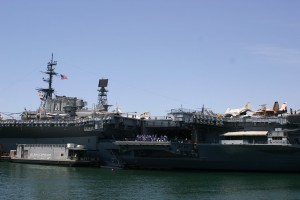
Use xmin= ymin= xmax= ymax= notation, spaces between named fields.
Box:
xmin=37 ymin=54 xmax=58 ymax=108
xmin=97 ymin=79 xmax=111 ymax=112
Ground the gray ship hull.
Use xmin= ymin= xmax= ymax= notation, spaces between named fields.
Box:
xmin=114 ymin=143 xmax=300 ymax=172
xmin=0 ymin=115 xmax=141 ymax=152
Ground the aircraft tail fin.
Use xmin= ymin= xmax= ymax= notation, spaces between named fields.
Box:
xmin=273 ymin=101 xmax=279 ymax=112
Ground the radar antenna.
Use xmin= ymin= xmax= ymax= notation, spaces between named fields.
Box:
xmin=96 ymin=79 xmax=111 ymax=112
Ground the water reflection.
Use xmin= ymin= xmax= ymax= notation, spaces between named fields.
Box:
xmin=1 ymin=162 xmax=300 ymax=200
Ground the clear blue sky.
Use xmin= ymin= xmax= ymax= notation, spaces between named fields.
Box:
xmin=1 ymin=1 xmax=300 ymax=116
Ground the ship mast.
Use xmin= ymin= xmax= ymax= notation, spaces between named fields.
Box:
xmin=96 ymin=79 xmax=111 ymax=112
xmin=37 ymin=54 xmax=58 ymax=106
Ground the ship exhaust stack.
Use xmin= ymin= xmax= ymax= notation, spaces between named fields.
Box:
xmin=97 ymin=79 xmax=111 ymax=112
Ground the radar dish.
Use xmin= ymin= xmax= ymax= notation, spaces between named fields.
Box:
xmin=99 ymin=79 xmax=108 ymax=87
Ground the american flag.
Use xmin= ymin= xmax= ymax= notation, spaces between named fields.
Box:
xmin=60 ymin=74 xmax=68 ymax=80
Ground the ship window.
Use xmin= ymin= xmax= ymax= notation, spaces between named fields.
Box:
xmin=272 ymin=137 xmax=282 ymax=140
xmin=61 ymin=153 xmax=64 ymax=156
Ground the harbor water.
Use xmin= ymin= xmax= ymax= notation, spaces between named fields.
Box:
xmin=1 ymin=162 xmax=300 ymax=200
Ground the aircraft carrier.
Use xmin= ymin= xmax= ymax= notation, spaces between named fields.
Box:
xmin=2 ymin=55 xmax=300 ymax=171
